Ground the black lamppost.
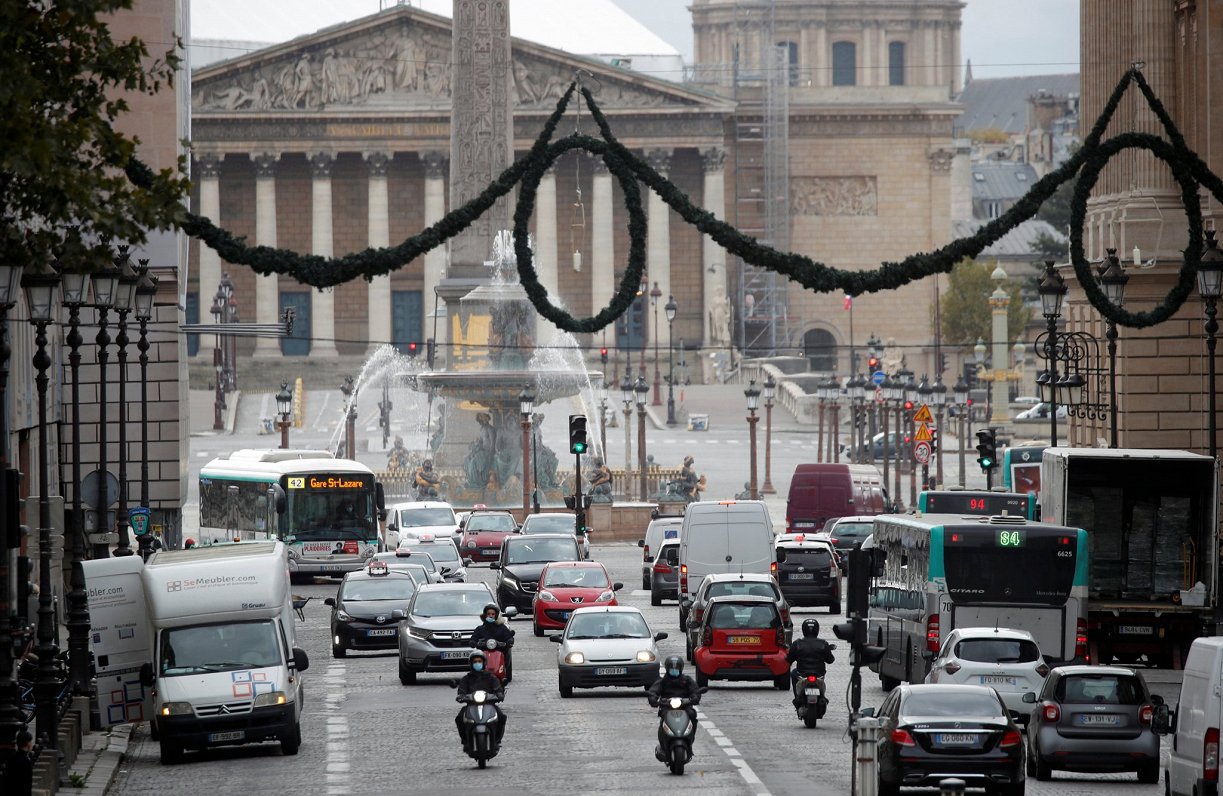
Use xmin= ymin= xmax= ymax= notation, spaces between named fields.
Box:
xmin=1197 ymin=232 xmax=1223 ymax=459
xmin=621 ymin=377 xmax=633 ymax=499
xmin=519 ymin=389 xmax=534 ymax=514
xmin=61 ymin=266 xmax=93 ymax=696
xmin=211 ymin=288 xmax=225 ymax=431
xmin=341 ymin=376 xmax=357 ymax=460
xmin=112 ymin=253 xmax=139 ymax=557
xmin=879 ymin=376 xmax=895 ymax=488
xmin=954 ymin=376 xmax=969 ymax=487
xmin=23 ymin=267 xmax=62 ymax=749
xmin=134 ymin=265 xmax=157 ymax=509
xmin=0 ymin=260 xmax=24 ymax=754
xmin=1097 ymin=249 xmax=1129 ymax=448
xmin=635 ymin=376 xmax=649 ymax=500
xmin=218 ymin=272 xmax=236 ymax=392
xmin=901 ymin=372 xmax=916 ymax=505
xmin=1037 ymin=261 xmax=1068 ymax=447
xmin=91 ymin=257 xmax=120 ymax=558
xmin=745 ymin=379 xmax=761 ymax=500
xmin=665 ymin=295 xmax=677 ymax=426
xmin=276 ymin=383 xmax=293 ymax=449
xmin=932 ymin=377 xmax=948 ymax=489
xmin=650 ymin=282 xmax=662 ymax=406
xmin=762 ymin=374 xmax=776 ymax=494
xmin=598 ymin=388 xmax=609 ymax=459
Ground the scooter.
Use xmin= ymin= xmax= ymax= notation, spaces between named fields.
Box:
xmin=480 ymin=638 xmax=510 ymax=685
xmin=652 ymin=691 xmax=706 ymax=775
xmin=457 ymin=689 xmax=503 ymax=769
xmin=793 ymin=672 xmax=829 ymax=728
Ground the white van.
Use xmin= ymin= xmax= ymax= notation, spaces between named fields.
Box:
xmin=677 ymin=500 xmax=776 ymax=603
xmin=1161 ymin=636 xmax=1223 ymax=795
xmin=638 ymin=516 xmax=683 ymax=590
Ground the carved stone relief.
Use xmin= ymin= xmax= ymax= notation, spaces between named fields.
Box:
xmin=790 ymin=176 xmax=878 ymax=217
xmin=927 ymin=149 xmax=954 ymax=172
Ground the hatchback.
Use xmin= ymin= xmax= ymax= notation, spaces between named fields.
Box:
xmin=551 ymin=606 xmax=667 ymax=698
xmin=822 ymin=516 xmax=876 ymax=570
xmin=924 ymin=627 xmax=1049 ymax=722
xmin=649 ymin=541 xmax=680 ymax=606
xmin=1023 ymin=665 xmax=1161 ymax=783
xmin=459 ymin=511 xmax=519 ymax=563
xmin=691 ymin=595 xmax=790 ymax=689
xmin=774 ymin=534 xmax=840 ymax=611
xmin=681 ymin=573 xmax=791 ymax=661
xmin=532 ymin=561 xmax=622 ymax=636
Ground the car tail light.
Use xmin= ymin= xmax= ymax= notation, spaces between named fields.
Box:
xmin=1042 ymin=702 xmax=1060 ymax=723
xmin=770 ymin=560 xmax=778 ymax=578
xmin=1075 ymin=618 xmax=1088 ymax=661
xmin=926 ymin=614 xmax=940 ymax=653
xmin=680 ymin=564 xmax=687 ymax=595
xmin=1000 ymin=730 xmax=1023 ymax=748
xmin=653 ymin=560 xmax=672 ymax=575
xmin=829 ymin=537 xmax=839 ymax=545
xmin=1139 ymin=704 xmax=1154 ymax=725
xmin=943 ymin=662 xmax=960 ymax=675
xmin=780 ymin=606 xmax=791 ymax=626
xmin=693 ymin=608 xmax=704 ymax=625
xmin=890 ymin=729 xmax=916 ymax=747
xmin=1035 ymin=663 xmax=1050 ymax=678
xmin=1207 ymin=727 xmax=1220 ymax=783
xmin=642 ymin=545 xmax=650 ymax=560
xmin=775 ymin=626 xmax=785 ymax=647
xmin=702 ymin=627 xmax=711 ymax=647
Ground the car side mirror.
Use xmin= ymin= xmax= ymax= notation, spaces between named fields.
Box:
xmin=439 ymin=566 xmax=452 ymax=574
xmin=612 ymin=582 xmax=624 ymax=591
xmin=921 ymin=649 xmax=935 ymax=661
xmin=1151 ymin=693 xmax=1165 ymax=706
xmin=637 ymin=539 xmax=645 ymax=548
xmin=324 ymin=597 xmax=336 ymax=607
xmin=139 ymin=662 xmax=154 ymax=687
xmin=680 ymin=599 xmax=692 ymax=610
xmin=392 ymin=609 xmax=406 ymax=620
xmin=387 ymin=523 xmax=398 ymax=532
xmin=1008 ymin=710 xmax=1023 ymax=723
xmin=859 ymin=707 xmax=875 ymax=718
xmin=654 ymin=632 xmax=668 ymax=641
xmin=292 ymin=647 xmax=310 ymax=672
xmin=504 ymin=606 xmax=518 ymax=618
xmin=1154 ymin=704 xmax=1175 ymax=735
xmin=489 ymin=562 xmax=501 ymax=570
xmin=549 ymin=634 xmax=563 ymax=643
xmin=1021 ymin=691 xmax=1037 ymax=704
xmin=462 ymin=558 xmax=473 ymax=567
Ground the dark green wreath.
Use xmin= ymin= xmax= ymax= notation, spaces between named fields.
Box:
xmin=125 ymin=67 xmax=1223 ymax=333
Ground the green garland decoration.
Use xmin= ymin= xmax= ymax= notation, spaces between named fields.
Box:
xmin=124 ymin=67 xmax=1223 ymax=334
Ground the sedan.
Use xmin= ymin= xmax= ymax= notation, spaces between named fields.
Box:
xmin=1023 ymin=665 xmax=1161 ymax=783
xmin=871 ymin=684 xmax=1025 ymax=796
xmin=397 ymin=534 xmax=468 ymax=582
xmin=459 ymin=511 xmax=519 ymax=563
xmin=924 ymin=627 xmax=1049 ymax=722
xmin=550 ymin=606 xmax=667 ymax=698
xmin=326 ymin=564 xmax=418 ymax=658
xmin=519 ymin=512 xmax=589 ymax=559
xmin=532 ymin=561 xmax=622 ymax=636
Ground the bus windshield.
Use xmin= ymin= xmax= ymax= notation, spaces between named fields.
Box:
xmin=283 ymin=474 xmax=378 ymax=542
xmin=942 ymin=528 xmax=1077 ymax=605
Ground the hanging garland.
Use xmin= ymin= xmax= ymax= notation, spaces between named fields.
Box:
xmin=124 ymin=67 xmax=1223 ymax=333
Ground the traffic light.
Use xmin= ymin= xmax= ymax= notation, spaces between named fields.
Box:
xmin=426 ymin=338 xmax=436 ymax=368
xmin=568 ymin=414 xmax=588 ymax=454
xmin=975 ymin=428 xmax=998 ymax=472
xmin=867 ymin=356 xmax=880 ymax=372
xmin=406 ymin=341 xmax=419 ymax=358
xmin=937 ymin=352 xmax=948 ymax=375
xmin=903 ymin=399 xmax=914 ymax=411
xmin=599 ymin=347 xmax=609 ymax=366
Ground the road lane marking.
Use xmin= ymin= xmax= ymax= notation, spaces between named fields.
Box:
xmin=325 ymin=662 xmax=348 ymax=795
xmin=695 ymin=708 xmax=771 ymax=796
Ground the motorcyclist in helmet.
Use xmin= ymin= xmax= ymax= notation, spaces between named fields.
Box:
xmin=454 ymin=650 xmax=507 ymax=746
xmin=787 ymin=618 xmax=836 ymax=705
xmin=647 ymin=655 xmax=702 ymax=758
xmin=468 ymin=603 xmax=516 ymax=683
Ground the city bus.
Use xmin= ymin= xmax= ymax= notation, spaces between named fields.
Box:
xmin=199 ymin=449 xmax=386 ymax=581
xmin=916 ymin=489 xmax=1037 ymax=520
xmin=866 ymin=513 xmax=1088 ymax=690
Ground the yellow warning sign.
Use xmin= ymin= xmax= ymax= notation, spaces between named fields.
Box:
xmin=912 ymin=404 xmax=934 ymax=424
xmin=914 ymin=423 xmax=934 ymax=442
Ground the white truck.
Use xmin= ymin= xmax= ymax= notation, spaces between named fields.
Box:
xmin=84 ymin=541 xmax=309 ymax=764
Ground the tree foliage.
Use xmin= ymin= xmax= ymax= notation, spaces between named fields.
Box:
xmin=939 ymin=259 xmax=1033 ymax=346
xmin=0 ymin=1 xmax=188 ymax=272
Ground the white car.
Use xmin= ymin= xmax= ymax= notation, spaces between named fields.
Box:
xmin=368 ymin=552 xmax=443 ymax=584
xmin=1015 ymin=402 xmax=1068 ymax=420
xmin=550 ymin=606 xmax=667 ymax=698
xmin=396 ymin=533 xmax=468 ymax=582
xmin=386 ymin=501 xmax=460 ymax=548
xmin=519 ymin=512 xmax=590 ymax=560
xmin=924 ymin=627 xmax=1050 ymax=722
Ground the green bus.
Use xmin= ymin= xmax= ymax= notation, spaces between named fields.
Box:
xmin=917 ymin=490 xmax=1037 ymax=521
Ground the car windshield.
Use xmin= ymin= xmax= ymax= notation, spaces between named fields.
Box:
xmin=707 ymin=582 xmax=778 ymax=600
xmin=901 ymin=692 xmax=1004 ymax=719
xmin=543 ymin=567 xmax=608 ymax=588
xmin=504 ymin=538 xmax=578 ymax=564
xmin=567 ymin=612 xmax=650 ymax=639
xmin=1057 ymin=675 xmax=1146 ymax=705
xmin=399 ymin=507 xmax=455 ymax=527
xmin=523 ymin=515 xmax=576 ymax=534
xmin=160 ymin=621 xmax=281 ymax=676
xmin=954 ymin=638 xmax=1041 ymax=664
xmin=779 ymin=548 xmax=833 ymax=567
xmin=394 ymin=551 xmax=437 ymax=572
xmin=411 ymin=590 xmax=487 ymax=617
xmin=833 ymin=523 xmax=872 ymax=538
xmin=409 ymin=543 xmax=458 ymax=563
xmin=467 ymin=514 xmax=517 ymax=532
xmin=341 ymin=577 xmax=416 ymax=601
xmin=707 ymin=602 xmax=780 ymax=630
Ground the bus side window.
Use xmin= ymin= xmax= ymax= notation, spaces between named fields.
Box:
xmin=255 ymin=495 xmax=268 ymax=532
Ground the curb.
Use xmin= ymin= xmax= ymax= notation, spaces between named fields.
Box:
xmin=64 ymin=723 xmax=132 ymax=796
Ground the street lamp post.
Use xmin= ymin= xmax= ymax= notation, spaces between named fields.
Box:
xmin=211 ymin=289 xmax=225 ymax=431
xmin=23 ymin=268 xmax=62 ymax=749
xmin=650 ymin=282 xmax=662 ymax=406
xmin=598 ymin=389 xmax=608 ymax=459
xmin=1098 ymin=249 xmax=1129 ymax=448
xmin=134 ymin=266 xmax=157 ymax=509
xmin=815 ymin=379 xmax=828 ymax=462
xmin=341 ymin=376 xmax=357 ymax=460
xmin=219 ymin=272 xmax=236 ymax=392
xmin=879 ymin=377 xmax=894 ymax=489
xmin=519 ymin=389 xmax=534 ymax=514
xmin=91 ymin=259 xmax=119 ymax=558
xmin=0 ymin=261 xmax=24 ymax=752
xmin=276 ymin=383 xmax=293 ymax=449
xmin=61 ymin=266 xmax=93 ymax=696
xmin=932 ymin=377 xmax=948 ymax=489
xmin=904 ymin=373 xmax=919 ymax=505
xmin=761 ymin=375 xmax=776 ymax=494
xmin=112 ymin=253 xmax=139 ymax=557
xmin=954 ymin=377 xmax=969 ymax=487
xmin=665 ymin=295 xmax=677 ymax=425
xmin=830 ymin=379 xmax=842 ymax=463
xmin=1197 ymin=232 xmax=1223 ymax=459
xmin=1038 ymin=261 xmax=1069 ymax=447
xmin=621 ymin=378 xmax=633 ymax=500
xmin=635 ymin=377 xmax=649 ymax=501
xmin=745 ymin=379 xmax=761 ymax=500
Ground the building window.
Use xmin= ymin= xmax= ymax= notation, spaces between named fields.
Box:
xmin=803 ymin=328 xmax=838 ymax=372
xmin=888 ymin=42 xmax=905 ymax=86
xmin=777 ymin=41 xmax=799 ymax=86
xmin=985 ymin=200 xmax=1002 ymax=219
xmin=832 ymin=42 xmax=856 ymax=86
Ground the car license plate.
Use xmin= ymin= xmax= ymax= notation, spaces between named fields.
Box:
xmin=594 ymin=667 xmax=627 ymax=676
xmin=1118 ymin=625 xmax=1153 ymax=635
xmin=979 ymin=675 xmax=1017 ymax=686
xmin=1075 ymin=713 xmax=1121 ymax=726
xmin=793 ymin=522 xmax=815 ymax=528
xmin=482 ymin=548 xmax=498 ymax=556
xmin=787 ymin=573 xmax=814 ymax=580
xmin=728 ymin=636 xmax=761 ymax=645
xmin=367 ymin=629 xmax=395 ymax=637
xmin=440 ymin=650 xmax=470 ymax=660
xmin=934 ymin=733 xmax=978 ymax=745
xmin=208 ymin=731 xmax=245 ymax=743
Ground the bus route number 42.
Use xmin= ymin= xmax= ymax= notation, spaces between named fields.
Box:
xmin=998 ymin=530 xmax=1023 ymax=548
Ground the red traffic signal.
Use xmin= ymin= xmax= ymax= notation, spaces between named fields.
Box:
xmin=407 ymin=342 xmax=419 ymax=357
xmin=903 ymin=400 xmax=914 ymax=411
xmin=599 ymin=347 xmax=609 ymax=365
xmin=867 ymin=357 xmax=879 ymax=370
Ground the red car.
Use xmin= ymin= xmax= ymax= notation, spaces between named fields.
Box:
xmin=692 ymin=595 xmax=790 ymax=689
xmin=532 ymin=562 xmax=623 ymax=636
xmin=460 ymin=511 xmax=519 ymax=563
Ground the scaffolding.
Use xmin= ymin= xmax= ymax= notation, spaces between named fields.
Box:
xmin=732 ymin=0 xmax=791 ymax=357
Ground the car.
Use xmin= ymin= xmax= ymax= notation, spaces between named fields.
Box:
xmin=681 ymin=572 xmax=791 ymax=661
xmin=459 ymin=510 xmax=519 ymax=563
xmin=638 ymin=516 xmax=683 ymax=589
xmin=386 ymin=500 xmax=459 ymax=547
xmin=691 ymin=595 xmax=790 ymax=689
xmin=326 ymin=562 xmax=419 ymax=658
xmin=924 ymin=627 xmax=1049 ymax=722
xmin=1023 ymin=665 xmax=1161 ymax=783
xmin=492 ymin=533 xmax=582 ymax=615
xmin=550 ymin=606 xmax=667 ymax=698
xmin=774 ymin=534 xmax=841 ymax=611
xmin=872 ymin=684 xmax=1026 ymax=796
xmin=368 ymin=551 xmax=441 ymax=584
xmin=519 ymin=512 xmax=589 ymax=559
xmin=822 ymin=516 xmax=876 ymax=570
xmin=396 ymin=533 xmax=468 ymax=582
xmin=397 ymin=581 xmax=513 ymax=684
xmin=1015 ymin=402 xmax=1068 ymax=420
xmin=1013 ymin=395 xmax=1042 ymax=406
xmin=649 ymin=540 xmax=680 ymax=606
xmin=851 ymin=431 xmax=912 ymax=462
xmin=531 ymin=561 xmax=622 ymax=636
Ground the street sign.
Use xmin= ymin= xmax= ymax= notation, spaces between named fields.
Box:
xmin=871 ymin=371 xmax=886 ymax=386
xmin=913 ymin=404 xmax=934 ymax=424
xmin=129 ymin=506 xmax=151 ymax=536
xmin=913 ymin=440 xmax=932 ymax=464
xmin=914 ymin=423 xmax=933 ymax=442
xmin=874 ymin=387 xmax=884 ymax=404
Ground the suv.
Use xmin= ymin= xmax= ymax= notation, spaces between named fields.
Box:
xmin=492 ymin=533 xmax=582 ymax=614
xmin=681 ymin=573 xmax=791 ymax=661
xmin=396 ymin=534 xmax=468 ymax=582
xmin=396 ymin=581 xmax=509 ymax=684
xmin=692 ymin=595 xmax=790 ymax=689
xmin=822 ymin=516 xmax=876 ymax=571
xmin=924 ymin=627 xmax=1049 ymax=722
xmin=386 ymin=501 xmax=459 ymax=548
xmin=459 ymin=510 xmax=519 ymax=563
xmin=774 ymin=535 xmax=840 ymax=611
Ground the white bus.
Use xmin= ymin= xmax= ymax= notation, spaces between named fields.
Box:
xmin=198 ymin=449 xmax=386 ymax=581
xmin=866 ymin=513 xmax=1089 ymax=691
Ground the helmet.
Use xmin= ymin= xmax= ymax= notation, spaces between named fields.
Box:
xmin=394 ymin=436 xmax=404 ymax=446
xmin=802 ymin=618 xmax=820 ymax=638
xmin=469 ymin=650 xmax=487 ymax=667
xmin=184 ymin=538 xmax=196 ymax=549
xmin=664 ymin=655 xmax=684 ymax=677
xmin=482 ymin=603 xmax=500 ymax=620
xmin=684 ymin=456 xmax=694 ymax=466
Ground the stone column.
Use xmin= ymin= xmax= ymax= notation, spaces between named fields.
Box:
xmin=644 ymin=149 xmax=672 ymax=359
xmin=590 ymin=157 xmax=615 ymax=328
xmin=365 ymin=151 xmax=393 ymax=353
xmin=310 ymin=152 xmax=339 ymax=358
xmin=536 ymin=166 xmax=559 ymax=297
xmin=862 ymin=21 xmax=875 ymax=86
xmin=196 ymin=153 xmax=222 ymax=360
xmin=251 ymin=152 xmax=281 ymax=358
xmin=700 ymin=147 xmax=727 ymax=348
xmin=814 ymin=23 xmax=829 ymax=86
xmin=422 ymin=151 xmax=448 ymax=343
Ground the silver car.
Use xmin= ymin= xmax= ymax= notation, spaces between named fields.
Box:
xmin=396 ymin=582 xmax=512 ymax=684
xmin=649 ymin=541 xmax=680 ymax=606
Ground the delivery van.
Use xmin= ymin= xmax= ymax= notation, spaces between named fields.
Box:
xmin=785 ymin=463 xmax=886 ymax=533
xmin=678 ymin=500 xmax=775 ymax=603
xmin=1159 ymin=636 xmax=1223 ymax=795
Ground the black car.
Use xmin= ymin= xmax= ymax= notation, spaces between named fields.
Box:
xmin=871 ymin=684 xmax=1025 ymax=796
xmin=325 ymin=563 xmax=418 ymax=658
xmin=774 ymin=537 xmax=840 ymax=611
xmin=491 ymin=533 xmax=581 ymax=614
xmin=822 ymin=516 xmax=875 ymax=570
xmin=852 ymin=431 xmax=911 ymax=462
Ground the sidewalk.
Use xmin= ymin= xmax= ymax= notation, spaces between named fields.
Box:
xmin=188 ymin=389 xmax=241 ymax=436
xmin=51 ymin=724 xmax=133 ymax=796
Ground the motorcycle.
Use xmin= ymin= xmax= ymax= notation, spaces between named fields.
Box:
xmin=652 ymin=690 xmax=706 ymax=775
xmin=456 ymin=689 xmax=503 ymax=769
xmin=793 ymin=672 xmax=829 ymax=728
xmin=480 ymin=638 xmax=509 ymax=686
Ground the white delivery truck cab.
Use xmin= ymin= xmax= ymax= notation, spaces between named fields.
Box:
xmin=678 ymin=500 xmax=776 ymax=602
xmin=1162 ymin=636 xmax=1223 ymax=796
xmin=92 ymin=542 xmax=309 ymax=763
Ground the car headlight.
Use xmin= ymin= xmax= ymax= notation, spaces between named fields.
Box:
xmin=564 ymin=651 xmax=585 ymax=664
xmin=502 ymin=574 xmax=519 ymax=588
xmin=636 ymin=650 xmax=656 ymax=663
xmin=595 ymin=590 xmax=614 ymax=602
xmin=335 ymin=610 xmax=352 ymax=622
xmin=537 ymin=590 xmax=557 ymax=602
xmin=253 ymin=691 xmax=287 ymax=707
xmin=405 ymin=625 xmax=431 ymax=640
xmin=159 ymin=701 xmax=193 ymax=716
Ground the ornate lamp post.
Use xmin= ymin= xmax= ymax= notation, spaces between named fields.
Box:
xmin=111 ymin=254 xmax=139 ymax=557
xmin=23 ymin=268 xmax=62 ymax=748
xmin=816 ymin=378 xmax=830 ymax=463
xmin=650 ymin=282 xmax=662 ymax=406
xmin=218 ymin=272 xmax=236 ymax=392
xmin=0 ymin=260 xmax=24 ymax=751
xmin=1197 ymin=232 xmax=1223 ymax=459
xmin=761 ymin=374 xmax=776 ymax=494
xmin=620 ymin=377 xmax=633 ymax=499
xmin=519 ymin=389 xmax=534 ymax=514
xmin=211 ymin=288 xmax=225 ymax=431
xmin=635 ymin=376 xmax=649 ymax=501
xmin=829 ymin=378 xmax=842 ymax=463
xmin=598 ymin=388 xmax=609 ymax=458
xmin=134 ymin=266 xmax=157 ymax=509
xmin=745 ymin=379 xmax=761 ymax=499
xmin=276 ymin=383 xmax=293 ymax=449
xmin=340 ymin=376 xmax=357 ymax=460
xmin=90 ymin=258 xmax=119 ymax=557
xmin=1038 ymin=261 xmax=1069 ymax=447
xmin=932 ymin=377 xmax=948 ymax=489
xmin=852 ymin=373 xmax=869 ymax=463
xmin=879 ymin=377 xmax=895 ymax=488
xmin=665 ymin=295 xmax=678 ymax=425
xmin=1097 ymin=250 xmax=1128 ymax=448
xmin=62 ymin=267 xmax=92 ymax=695
xmin=953 ymin=376 xmax=969 ymax=487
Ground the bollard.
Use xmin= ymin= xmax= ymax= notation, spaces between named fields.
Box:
xmin=939 ymin=778 xmax=966 ymax=796
xmin=854 ymin=716 xmax=880 ymax=796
